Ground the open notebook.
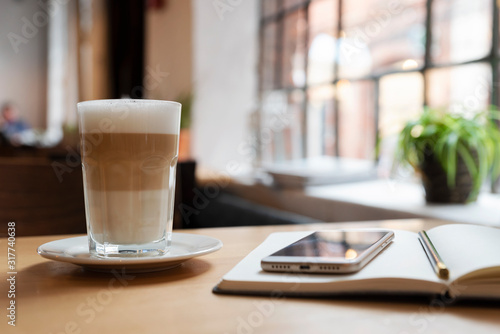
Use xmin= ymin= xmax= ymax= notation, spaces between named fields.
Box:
xmin=213 ymin=224 xmax=500 ymax=300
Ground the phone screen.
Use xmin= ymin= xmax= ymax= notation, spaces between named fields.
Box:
xmin=270 ymin=230 xmax=391 ymax=260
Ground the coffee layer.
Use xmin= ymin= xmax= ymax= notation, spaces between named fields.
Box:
xmin=81 ymin=133 xmax=178 ymax=191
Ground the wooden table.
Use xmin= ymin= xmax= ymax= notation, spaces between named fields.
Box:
xmin=1 ymin=219 xmax=500 ymax=334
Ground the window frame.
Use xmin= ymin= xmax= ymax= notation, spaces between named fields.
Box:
xmin=258 ymin=0 xmax=500 ymax=161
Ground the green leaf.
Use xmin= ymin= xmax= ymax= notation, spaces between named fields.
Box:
xmin=457 ymin=144 xmax=479 ymax=201
xmin=445 ymin=132 xmax=458 ymax=187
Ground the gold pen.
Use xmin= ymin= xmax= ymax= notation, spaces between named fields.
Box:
xmin=418 ymin=230 xmax=449 ymax=280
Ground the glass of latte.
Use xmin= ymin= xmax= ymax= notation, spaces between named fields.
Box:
xmin=77 ymin=100 xmax=181 ymax=257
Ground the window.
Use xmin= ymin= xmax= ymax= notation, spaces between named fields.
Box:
xmin=258 ymin=0 xmax=498 ymax=165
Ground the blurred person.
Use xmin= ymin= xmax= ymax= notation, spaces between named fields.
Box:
xmin=0 ymin=102 xmax=32 ymax=146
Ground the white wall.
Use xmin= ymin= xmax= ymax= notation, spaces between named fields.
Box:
xmin=191 ymin=0 xmax=259 ymax=171
xmin=0 ymin=1 xmax=48 ymax=129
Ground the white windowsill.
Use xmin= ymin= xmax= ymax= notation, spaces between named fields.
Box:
xmin=222 ymin=177 xmax=500 ymax=228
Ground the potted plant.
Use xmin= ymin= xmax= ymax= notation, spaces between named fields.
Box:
xmin=396 ymin=107 xmax=500 ymax=203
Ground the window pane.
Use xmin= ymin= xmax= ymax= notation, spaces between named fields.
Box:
xmin=260 ymin=90 xmax=304 ymax=163
xmin=431 ymin=0 xmax=491 ymax=64
xmin=427 ymin=63 xmax=491 ymax=112
xmin=338 ymin=80 xmax=375 ymax=159
xmin=260 ymin=90 xmax=287 ymax=163
xmin=307 ymin=85 xmax=336 ymax=157
xmin=307 ymin=0 xmax=338 ymax=85
xmin=378 ymin=72 xmax=424 ymax=175
xmin=340 ymin=0 xmax=426 ymax=78
xmin=379 ymin=72 xmax=424 ymax=138
xmin=286 ymin=90 xmax=306 ymax=160
xmin=282 ymin=9 xmax=307 ymax=88
xmin=284 ymin=0 xmax=307 ymax=11
xmin=261 ymin=22 xmax=278 ymax=91
xmin=262 ymin=0 xmax=281 ymax=18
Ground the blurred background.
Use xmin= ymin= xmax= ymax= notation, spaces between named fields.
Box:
xmin=1 ymin=0 xmax=497 ymax=167
xmin=2 ymin=0 xmax=500 ymax=235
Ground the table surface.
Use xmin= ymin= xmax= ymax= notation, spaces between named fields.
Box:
xmin=1 ymin=219 xmax=500 ymax=334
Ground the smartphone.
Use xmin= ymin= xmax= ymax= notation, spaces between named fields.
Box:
xmin=261 ymin=229 xmax=394 ymax=274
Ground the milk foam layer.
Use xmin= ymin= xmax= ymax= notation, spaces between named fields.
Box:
xmin=78 ymin=99 xmax=181 ymax=134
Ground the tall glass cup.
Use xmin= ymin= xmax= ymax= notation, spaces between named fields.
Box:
xmin=77 ymin=100 xmax=181 ymax=257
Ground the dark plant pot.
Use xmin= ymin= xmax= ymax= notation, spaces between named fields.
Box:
xmin=419 ymin=150 xmax=476 ymax=204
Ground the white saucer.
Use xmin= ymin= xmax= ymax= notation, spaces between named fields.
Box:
xmin=37 ymin=233 xmax=223 ymax=273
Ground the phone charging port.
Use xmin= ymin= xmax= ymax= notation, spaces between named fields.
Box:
xmin=299 ymin=265 xmax=310 ymax=270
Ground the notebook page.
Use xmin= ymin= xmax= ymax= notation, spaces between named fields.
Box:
xmin=427 ymin=224 xmax=500 ymax=283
